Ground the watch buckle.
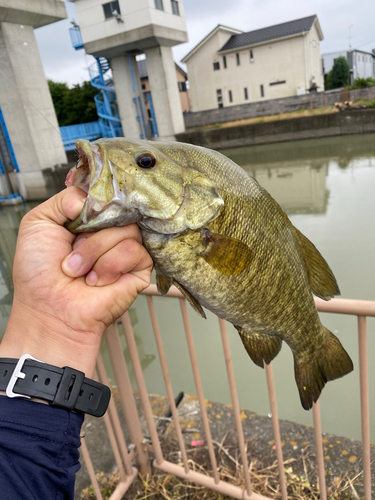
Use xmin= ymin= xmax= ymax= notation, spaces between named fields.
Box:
xmin=6 ymin=354 xmax=45 ymax=399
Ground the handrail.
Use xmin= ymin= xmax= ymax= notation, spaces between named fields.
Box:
xmin=142 ymin=284 xmax=375 ymax=317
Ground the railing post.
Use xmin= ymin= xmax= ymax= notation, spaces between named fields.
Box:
xmin=104 ymin=324 xmax=151 ymax=475
xmin=358 ymin=315 xmax=371 ymax=500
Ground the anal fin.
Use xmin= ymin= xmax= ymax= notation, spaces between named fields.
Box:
xmin=235 ymin=326 xmax=282 ymax=368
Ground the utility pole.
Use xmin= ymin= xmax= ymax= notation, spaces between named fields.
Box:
xmin=348 ymin=24 xmax=354 ymax=50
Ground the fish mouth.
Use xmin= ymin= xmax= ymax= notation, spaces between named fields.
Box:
xmin=65 ymin=140 xmax=142 ymax=234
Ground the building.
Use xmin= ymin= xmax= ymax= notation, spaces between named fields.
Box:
xmin=138 ymin=59 xmax=191 ymax=132
xmin=322 ymin=50 xmax=375 ymax=83
xmin=69 ymin=0 xmax=188 ymax=141
xmin=181 ymin=15 xmax=324 ymax=112
xmin=0 ymin=0 xmax=67 ymax=200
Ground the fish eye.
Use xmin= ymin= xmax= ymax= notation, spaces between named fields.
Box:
xmin=136 ymin=153 xmax=156 ymax=169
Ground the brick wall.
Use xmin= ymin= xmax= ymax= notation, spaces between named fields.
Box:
xmin=183 ymin=86 xmax=375 ymax=129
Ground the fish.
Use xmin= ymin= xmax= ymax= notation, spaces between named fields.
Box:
xmin=65 ymin=138 xmax=353 ymax=410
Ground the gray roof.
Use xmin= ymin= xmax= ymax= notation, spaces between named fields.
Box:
xmin=219 ymin=15 xmax=317 ymax=52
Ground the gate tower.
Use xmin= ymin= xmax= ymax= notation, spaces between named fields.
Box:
xmin=68 ymin=0 xmax=188 ymax=141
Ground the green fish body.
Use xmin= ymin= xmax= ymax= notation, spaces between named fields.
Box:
xmin=66 ymin=138 xmax=353 ymax=410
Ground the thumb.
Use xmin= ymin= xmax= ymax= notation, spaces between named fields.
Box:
xmin=25 ymin=187 xmax=87 ymax=227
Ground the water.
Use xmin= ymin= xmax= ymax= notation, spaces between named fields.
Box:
xmin=1 ymin=134 xmax=374 ymax=442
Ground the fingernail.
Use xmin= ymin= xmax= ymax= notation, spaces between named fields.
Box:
xmin=86 ymin=271 xmax=98 ymax=286
xmin=64 ymin=253 xmax=83 ymax=274
xmin=73 ymin=237 xmax=85 ymax=250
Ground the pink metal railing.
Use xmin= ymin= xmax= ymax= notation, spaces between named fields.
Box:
xmin=80 ymin=285 xmax=374 ymax=500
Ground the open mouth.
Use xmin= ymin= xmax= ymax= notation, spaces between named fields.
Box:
xmin=65 ymin=140 xmax=142 ymax=234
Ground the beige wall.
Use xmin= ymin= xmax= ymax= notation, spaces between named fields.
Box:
xmin=186 ymin=21 xmax=324 ymax=112
xmin=141 ymin=65 xmax=191 ymax=117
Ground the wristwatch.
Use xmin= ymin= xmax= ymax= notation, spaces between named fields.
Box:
xmin=0 ymin=354 xmax=110 ymax=417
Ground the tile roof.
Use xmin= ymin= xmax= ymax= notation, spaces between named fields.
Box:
xmin=218 ymin=15 xmax=317 ymax=52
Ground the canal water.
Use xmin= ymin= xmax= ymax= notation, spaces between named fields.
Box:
xmin=1 ymin=133 xmax=374 ymax=442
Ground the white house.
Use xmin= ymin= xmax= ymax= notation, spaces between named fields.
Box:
xmin=322 ymin=50 xmax=375 ymax=83
xmin=181 ymin=15 xmax=324 ymax=112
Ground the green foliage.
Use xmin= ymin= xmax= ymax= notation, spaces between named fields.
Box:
xmin=331 ymin=56 xmax=351 ymax=89
xmin=324 ymin=70 xmax=333 ymax=90
xmin=48 ymin=79 xmax=98 ymax=126
xmin=348 ymin=77 xmax=375 ymax=89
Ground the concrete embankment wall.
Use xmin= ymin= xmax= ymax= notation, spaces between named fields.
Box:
xmin=176 ymin=109 xmax=375 ymax=150
xmin=183 ymin=86 xmax=375 ymax=129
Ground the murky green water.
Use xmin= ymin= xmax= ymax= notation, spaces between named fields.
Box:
xmin=1 ymin=134 xmax=374 ymax=442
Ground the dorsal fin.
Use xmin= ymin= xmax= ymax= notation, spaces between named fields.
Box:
xmin=292 ymin=227 xmax=340 ymax=300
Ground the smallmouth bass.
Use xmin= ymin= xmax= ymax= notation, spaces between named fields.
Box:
xmin=66 ymin=138 xmax=353 ymax=410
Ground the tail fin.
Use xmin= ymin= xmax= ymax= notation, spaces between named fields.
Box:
xmin=294 ymin=328 xmax=353 ymax=410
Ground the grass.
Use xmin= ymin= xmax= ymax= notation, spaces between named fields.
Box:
xmin=80 ymin=434 xmax=363 ymax=499
xmin=191 ymin=106 xmax=338 ymax=132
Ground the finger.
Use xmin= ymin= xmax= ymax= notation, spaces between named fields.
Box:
xmin=62 ymin=223 xmax=143 ymax=277
xmin=85 ymin=239 xmax=153 ymax=287
xmin=23 ymin=187 xmax=87 ymax=227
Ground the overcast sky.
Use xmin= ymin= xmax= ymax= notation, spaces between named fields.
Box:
xmin=34 ymin=0 xmax=375 ymax=87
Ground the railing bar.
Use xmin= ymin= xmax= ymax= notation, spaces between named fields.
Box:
xmin=154 ymin=459 xmax=270 ymax=500
xmin=140 ymin=284 xmax=375 ymax=318
xmin=121 ymin=312 xmax=164 ymax=465
xmin=96 ymin=354 xmax=133 ymax=477
xmin=146 ymin=296 xmax=190 ymax=474
xmin=358 ymin=315 xmax=371 ymax=500
xmin=179 ymin=298 xmax=220 ymax=484
xmin=104 ymin=325 xmax=151 ymax=475
xmin=80 ymin=437 xmax=103 ymax=500
xmin=218 ymin=318 xmax=252 ymax=495
xmin=312 ymin=400 xmax=327 ymax=500
xmin=265 ymin=363 xmax=288 ymax=500
xmin=93 ymin=367 xmax=126 ymax=481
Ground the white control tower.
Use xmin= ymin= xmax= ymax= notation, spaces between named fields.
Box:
xmin=69 ymin=0 xmax=188 ymax=140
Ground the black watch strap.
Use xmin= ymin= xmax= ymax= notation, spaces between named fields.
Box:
xmin=0 ymin=357 xmax=110 ymax=417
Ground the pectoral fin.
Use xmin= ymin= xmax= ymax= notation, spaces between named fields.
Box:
xmin=156 ymin=271 xmax=172 ymax=295
xmin=292 ymin=226 xmax=340 ymax=300
xmin=235 ymin=326 xmax=282 ymax=368
xmin=172 ymin=279 xmax=206 ymax=319
xmin=200 ymin=230 xmax=253 ymax=276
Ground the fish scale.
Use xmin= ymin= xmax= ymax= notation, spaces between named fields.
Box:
xmin=65 ymin=138 xmax=353 ymax=410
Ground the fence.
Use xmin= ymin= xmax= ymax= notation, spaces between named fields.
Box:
xmin=183 ymin=85 xmax=375 ymax=129
xmin=80 ymin=284 xmax=374 ymax=500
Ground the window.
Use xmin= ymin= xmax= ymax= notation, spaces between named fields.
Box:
xmin=260 ymin=84 xmax=264 ymax=97
xmin=250 ymin=50 xmax=254 ymax=63
xmin=178 ymin=81 xmax=187 ymax=92
xmin=154 ymin=0 xmax=163 ymax=10
xmin=213 ymin=61 xmax=220 ymax=71
xmin=142 ymin=84 xmax=146 ymax=90
xmin=312 ymin=40 xmax=316 ymax=47
xmin=223 ymin=56 xmax=227 ymax=69
xmin=269 ymin=80 xmax=286 ymax=86
xmin=171 ymin=0 xmax=179 ymax=15
xmin=244 ymin=87 xmax=248 ymax=100
xmin=228 ymin=90 xmax=233 ymax=103
xmin=236 ymin=53 xmax=240 ymax=66
xmin=216 ymin=89 xmax=223 ymax=108
xmin=103 ymin=1 xmax=120 ymax=19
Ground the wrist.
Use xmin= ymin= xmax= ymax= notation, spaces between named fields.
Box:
xmin=0 ymin=301 xmax=102 ymax=378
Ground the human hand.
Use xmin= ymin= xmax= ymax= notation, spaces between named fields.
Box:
xmin=0 ymin=187 xmax=153 ymax=377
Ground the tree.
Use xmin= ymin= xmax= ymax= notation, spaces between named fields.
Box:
xmin=331 ymin=56 xmax=350 ymax=89
xmin=48 ymin=80 xmax=99 ymax=126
